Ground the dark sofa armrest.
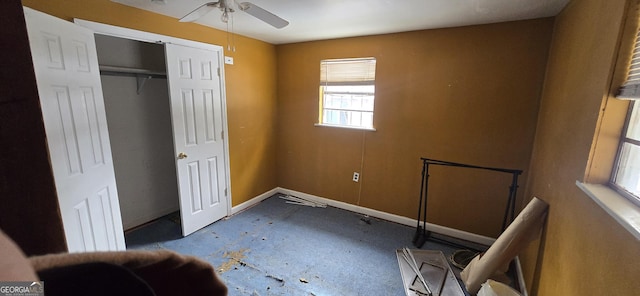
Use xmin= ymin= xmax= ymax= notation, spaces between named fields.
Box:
xmin=30 ymin=250 xmax=227 ymax=296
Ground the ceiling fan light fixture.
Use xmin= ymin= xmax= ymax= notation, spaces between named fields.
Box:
xmin=179 ymin=1 xmax=288 ymax=29
xmin=221 ymin=11 xmax=229 ymax=23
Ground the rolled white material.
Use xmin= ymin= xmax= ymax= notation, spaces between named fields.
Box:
xmin=461 ymin=197 xmax=548 ymax=295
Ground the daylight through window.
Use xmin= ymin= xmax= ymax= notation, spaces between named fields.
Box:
xmin=612 ymin=15 xmax=640 ymax=206
xmin=319 ymin=58 xmax=376 ymax=129
xmin=612 ymin=102 xmax=640 ymax=206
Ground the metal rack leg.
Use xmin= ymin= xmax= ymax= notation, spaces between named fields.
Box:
xmin=413 ymin=161 xmax=426 ymax=245
xmin=413 ymin=161 xmax=430 ymax=248
xmin=501 ymin=173 xmax=520 ymax=231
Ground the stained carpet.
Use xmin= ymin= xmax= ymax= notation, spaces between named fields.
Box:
xmin=125 ymin=195 xmax=480 ymax=295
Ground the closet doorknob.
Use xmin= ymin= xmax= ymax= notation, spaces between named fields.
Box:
xmin=177 ymin=152 xmax=188 ymax=159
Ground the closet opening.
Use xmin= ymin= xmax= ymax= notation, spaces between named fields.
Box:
xmin=95 ymin=34 xmax=180 ymax=231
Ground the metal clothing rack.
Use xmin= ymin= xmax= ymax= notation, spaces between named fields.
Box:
xmin=413 ymin=157 xmax=523 ymax=248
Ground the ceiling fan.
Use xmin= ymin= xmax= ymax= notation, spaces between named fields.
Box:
xmin=179 ymin=0 xmax=289 ymax=29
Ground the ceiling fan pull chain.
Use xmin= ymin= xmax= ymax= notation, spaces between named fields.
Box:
xmin=226 ymin=14 xmax=231 ymax=51
xmin=231 ymin=12 xmax=236 ymax=52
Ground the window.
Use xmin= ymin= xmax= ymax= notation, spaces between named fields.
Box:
xmin=577 ymin=0 xmax=640 ymax=241
xmin=318 ymin=58 xmax=376 ymax=129
xmin=612 ymin=102 xmax=640 ymax=206
xmin=612 ymin=13 xmax=640 ymax=207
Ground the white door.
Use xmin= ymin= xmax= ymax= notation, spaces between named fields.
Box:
xmin=24 ymin=7 xmax=126 ymax=252
xmin=165 ymin=43 xmax=229 ymax=236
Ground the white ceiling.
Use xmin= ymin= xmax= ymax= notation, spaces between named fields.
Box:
xmin=111 ymin=0 xmax=569 ymax=45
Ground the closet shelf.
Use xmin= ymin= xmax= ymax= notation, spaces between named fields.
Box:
xmin=99 ymin=65 xmax=166 ymax=78
xmin=99 ymin=65 xmax=166 ymax=94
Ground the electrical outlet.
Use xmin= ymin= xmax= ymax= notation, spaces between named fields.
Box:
xmin=352 ymin=172 xmax=360 ymax=182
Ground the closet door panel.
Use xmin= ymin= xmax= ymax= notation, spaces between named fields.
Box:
xmin=166 ymin=43 xmax=228 ymax=236
xmin=24 ymin=7 xmax=125 ymax=252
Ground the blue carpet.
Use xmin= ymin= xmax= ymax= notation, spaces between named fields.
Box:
xmin=126 ymin=195 xmax=477 ymax=295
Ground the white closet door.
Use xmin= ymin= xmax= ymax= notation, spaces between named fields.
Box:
xmin=165 ymin=43 xmax=229 ymax=236
xmin=24 ymin=7 xmax=125 ymax=252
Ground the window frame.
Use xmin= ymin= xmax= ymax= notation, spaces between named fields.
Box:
xmin=578 ymin=0 xmax=640 ymax=241
xmin=610 ymin=0 xmax=640 ymax=207
xmin=317 ymin=57 xmax=377 ymax=131
xmin=610 ymin=101 xmax=640 ymax=207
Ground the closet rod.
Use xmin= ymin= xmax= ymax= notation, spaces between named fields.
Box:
xmin=99 ymin=65 xmax=166 ymax=94
xmin=99 ymin=65 xmax=166 ymax=78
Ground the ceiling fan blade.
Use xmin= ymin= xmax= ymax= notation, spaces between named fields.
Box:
xmin=239 ymin=2 xmax=289 ymax=29
xmin=179 ymin=1 xmax=220 ymax=22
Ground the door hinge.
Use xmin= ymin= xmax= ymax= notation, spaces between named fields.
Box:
xmin=224 ymin=188 xmax=227 ymax=196
xmin=221 ymin=131 xmax=224 ymax=140
xmin=217 ymin=67 xmax=221 ymax=76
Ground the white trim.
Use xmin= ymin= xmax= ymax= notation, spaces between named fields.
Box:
xmin=576 ymin=182 xmax=640 ymax=240
xmin=232 ymin=187 xmax=497 ymax=246
xmin=276 ymin=187 xmax=496 ymax=246
xmin=314 ymin=123 xmax=376 ymax=132
xmin=277 ymin=187 xmax=527 ymax=294
xmin=73 ymin=19 xmax=221 ymax=51
xmin=233 ymin=187 xmax=527 ymax=295
xmin=73 ymin=19 xmax=233 ymax=218
xmin=231 ymin=188 xmax=280 ymax=215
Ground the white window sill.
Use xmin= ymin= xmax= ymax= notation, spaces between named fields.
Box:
xmin=314 ymin=123 xmax=376 ymax=131
xmin=576 ymin=181 xmax=640 ymax=240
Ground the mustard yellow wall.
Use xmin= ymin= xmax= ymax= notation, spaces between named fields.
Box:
xmin=521 ymin=0 xmax=640 ymax=295
xmin=19 ymin=1 xmax=640 ymax=293
xmin=276 ymin=19 xmax=553 ymax=238
xmin=21 ymin=0 xmax=279 ymax=206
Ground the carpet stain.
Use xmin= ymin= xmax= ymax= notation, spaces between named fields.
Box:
xmin=217 ymin=248 xmax=250 ymax=273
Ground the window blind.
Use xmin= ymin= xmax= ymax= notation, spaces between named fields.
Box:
xmin=320 ymin=58 xmax=376 ymax=86
xmin=618 ymin=2 xmax=640 ymax=99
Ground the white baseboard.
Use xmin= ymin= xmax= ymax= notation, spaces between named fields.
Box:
xmin=235 ymin=187 xmax=526 ymax=294
xmin=277 ymin=187 xmax=497 ymax=246
xmin=230 ymin=188 xmax=280 ymax=215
